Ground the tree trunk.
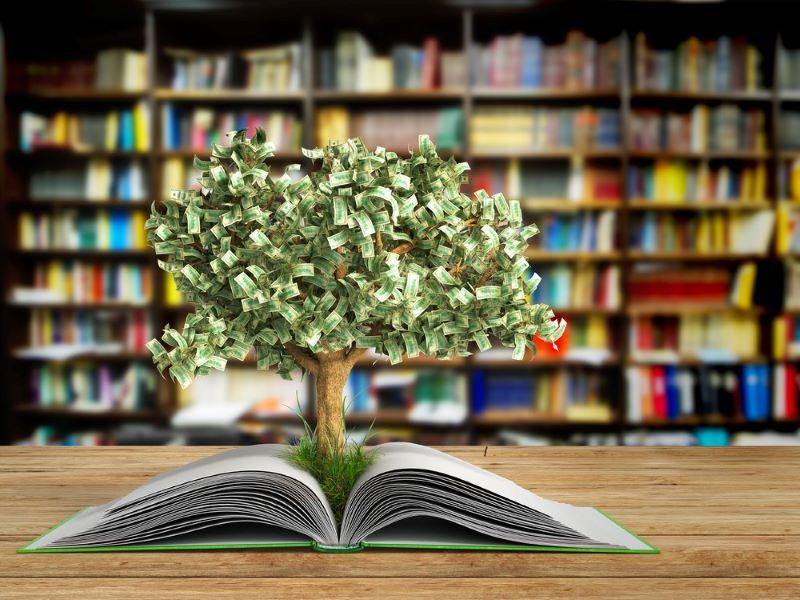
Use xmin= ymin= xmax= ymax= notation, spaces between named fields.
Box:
xmin=314 ymin=355 xmax=352 ymax=456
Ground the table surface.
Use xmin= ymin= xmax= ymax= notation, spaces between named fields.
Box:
xmin=1 ymin=446 xmax=799 ymax=599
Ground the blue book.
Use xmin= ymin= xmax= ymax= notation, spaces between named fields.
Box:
xmin=758 ymin=365 xmax=770 ymax=420
xmin=109 ymin=210 xmax=131 ymax=250
xmin=470 ymin=370 xmax=486 ymax=415
xmin=520 ymin=36 xmax=543 ymax=87
xmin=119 ymin=110 xmax=134 ymax=151
xmin=665 ymin=366 xmax=680 ymax=419
xmin=742 ymin=365 xmax=760 ymax=421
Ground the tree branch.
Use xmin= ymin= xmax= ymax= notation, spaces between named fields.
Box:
xmin=284 ymin=342 xmax=320 ymax=374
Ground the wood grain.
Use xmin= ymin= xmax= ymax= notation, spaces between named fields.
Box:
xmin=1 ymin=447 xmax=798 ymax=599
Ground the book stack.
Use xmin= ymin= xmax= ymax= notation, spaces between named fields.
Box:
xmin=773 ymin=314 xmax=800 ymax=360
xmin=531 ymin=264 xmax=621 ymax=310
xmin=634 ymin=34 xmax=763 ymax=92
xmin=470 ymin=106 xmax=620 ymax=152
xmin=317 ymin=32 xmax=460 ymax=91
xmin=627 ymin=263 xmax=757 ymax=309
xmin=628 ymin=160 xmax=768 ymax=203
xmin=472 ymin=158 xmax=621 ymax=201
xmin=29 ymin=363 xmax=156 ymax=412
xmin=166 ymin=43 xmax=302 ymax=91
xmin=10 ymin=261 xmax=152 ymax=305
xmin=471 ymin=31 xmax=621 ymax=90
xmin=29 ymin=161 xmax=148 ymax=201
xmin=630 ymin=314 xmax=761 ymax=362
xmin=629 ymin=210 xmax=776 ymax=255
xmin=19 ymin=103 xmax=150 ymax=152
xmin=315 ymin=106 xmax=463 ymax=150
xmin=160 ymin=105 xmax=302 ymax=151
xmin=629 ymin=105 xmax=766 ymax=152
xmin=527 ymin=210 xmax=617 ymax=253
xmin=95 ymin=49 xmax=148 ymax=91
xmin=471 ymin=369 xmax=613 ymax=423
xmin=27 ymin=309 xmax=152 ymax=352
xmin=626 ymin=365 xmax=772 ymax=422
xmin=18 ymin=210 xmax=147 ymax=250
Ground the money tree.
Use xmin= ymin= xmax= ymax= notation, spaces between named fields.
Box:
xmin=145 ymin=130 xmax=565 ymax=456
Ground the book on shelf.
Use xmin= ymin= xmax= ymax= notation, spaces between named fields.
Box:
xmin=27 ymin=308 xmax=152 ymax=353
xmin=470 ymin=106 xmax=620 ymax=153
xmin=18 ymin=209 xmax=147 ymax=250
xmin=628 ymin=160 xmax=767 ymax=203
xmin=773 ymin=314 xmax=800 ymax=360
xmin=345 ymin=369 xmax=468 ymax=425
xmin=471 ymin=369 xmax=613 ymax=423
xmin=315 ymin=106 xmax=463 ymax=150
xmin=95 ymin=49 xmax=147 ymax=92
xmin=777 ymin=203 xmax=800 ymax=255
xmin=28 ymin=160 xmax=147 ymax=202
xmin=163 ymin=271 xmax=184 ymax=307
xmin=242 ymin=43 xmax=303 ymax=92
xmin=785 ymin=260 xmax=800 ymax=311
xmin=534 ymin=315 xmax=614 ymax=364
xmin=527 ymin=210 xmax=616 ymax=253
xmin=629 ymin=209 xmax=775 ymax=255
xmin=21 ymin=443 xmax=655 ymax=553
xmin=28 ymin=363 xmax=156 ymax=412
xmin=780 ymin=46 xmax=800 ymax=90
xmin=19 ymin=103 xmax=150 ymax=152
xmin=629 ymin=105 xmax=766 ymax=152
xmin=160 ymin=105 xmax=302 ymax=152
xmin=471 ymin=157 xmax=621 ymax=202
xmin=531 ymin=264 xmax=621 ymax=310
xmin=10 ymin=261 xmax=151 ymax=305
xmin=626 ymin=262 xmax=757 ymax=309
xmin=629 ymin=313 xmax=760 ymax=363
xmin=773 ymin=364 xmax=800 ymax=421
xmin=471 ymin=31 xmax=620 ymax=90
xmin=161 ymin=158 xmax=203 ymax=199
xmin=634 ymin=33 xmax=762 ymax=92
xmin=780 ymin=111 xmax=800 ymax=150
xmin=318 ymin=32 xmax=456 ymax=91
xmin=626 ymin=364 xmax=771 ymax=423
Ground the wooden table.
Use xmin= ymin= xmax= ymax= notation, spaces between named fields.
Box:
xmin=1 ymin=446 xmax=799 ymax=599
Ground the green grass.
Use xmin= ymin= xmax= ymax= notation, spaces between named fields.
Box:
xmin=284 ymin=403 xmax=375 ymax=526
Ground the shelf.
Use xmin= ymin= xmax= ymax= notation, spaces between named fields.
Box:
xmin=520 ymin=199 xmax=621 ymax=211
xmin=630 ymin=89 xmax=772 ymax=102
xmin=12 ymin=249 xmax=151 ymax=259
xmin=8 ymin=149 xmax=149 ymax=159
xmin=314 ymin=89 xmax=463 ymax=101
xmin=6 ymin=199 xmax=150 ymax=210
xmin=629 ymin=150 xmax=769 ymax=160
xmin=13 ymin=352 xmax=151 ymax=362
xmin=7 ymin=88 xmax=146 ymax=101
xmin=471 ymin=149 xmax=621 ymax=159
xmin=525 ymin=250 xmax=622 ymax=262
xmin=13 ymin=405 xmax=166 ymax=421
xmin=156 ymin=149 xmax=303 ymax=160
xmin=626 ymin=251 xmax=768 ymax=262
xmin=550 ymin=306 xmax=621 ymax=316
xmin=627 ymin=200 xmax=773 ymax=211
xmin=155 ymin=88 xmax=305 ymax=102
xmin=627 ymin=355 xmax=769 ymax=366
xmin=472 ymin=87 xmax=620 ymax=100
xmin=472 ymin=412 xmax=615 ymax=428
xmin=7 ymin=301 xmax=152 ymax=310
xmin=355 ymin=356 xmax=465 ymax=369
xmin=627 ymin=303 xmax=762 ymax=316
xmin=629 ymin=418 xmax=800 ymax=431
xmin=472 ymin=355 xmax=619 ymax=368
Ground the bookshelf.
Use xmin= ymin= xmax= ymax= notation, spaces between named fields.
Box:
xmin=2 ymin=1 xmax=799 ymax=446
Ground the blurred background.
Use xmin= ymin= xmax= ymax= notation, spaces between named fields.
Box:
xmin=1 ymin=0 xmax=799 ymax=447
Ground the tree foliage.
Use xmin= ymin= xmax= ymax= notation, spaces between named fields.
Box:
xmin=145 ymin=130 xmax=565 ymax=388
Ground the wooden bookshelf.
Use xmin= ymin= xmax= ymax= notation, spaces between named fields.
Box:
xmin=2 ymin=1 xmax=798 ymax=445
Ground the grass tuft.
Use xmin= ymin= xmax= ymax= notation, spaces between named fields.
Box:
xmin=284 ymin=401 xmax=375 ymax=526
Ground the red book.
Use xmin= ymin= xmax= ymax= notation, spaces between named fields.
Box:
xmin=651 ymin=366 xmax=667 ymax=418
xmin=421 ymin=37 xmax=440 ymax=89
xmin=93 ymin=263 xmax=104 ymax=302
xmin=786 ymin=365 xmax=798 ymax=420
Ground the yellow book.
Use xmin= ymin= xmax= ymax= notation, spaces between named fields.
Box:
xmin=105 ymin=111 xmax=119 ymax=151
xmin=730 ymin=262 xmax=756 ymax=309
xmin=586 ymin=315 xmax=608 ymax=349
xmin=161 ymin=158 xmax=186 ymax=199
xmin=507 ymin=158 xmax=521 ymax=200
xmin=774 ymin=316 xmax=787 ymax=360
xmin=776 ymin=203 xmax=792 ymax=255
xmin=42 ymin=310 xmax=53 ymax=346
xmin=740 ymin=167 xmax=752 ymax=201
xmin=19 ymin=213 xmax=35 ymax=248
xmin=791 ymin=159 xmax=800 ymax=201
xmin=365 ymin=57 xmax=392 ymax=92
xmin=51 ymin=112 xmax=68 ymax=146
xmin=695 ymin=213 xmax=711 ymax=253
xmin=746 ymin=46 xmax=759 ymax=91
xmin=711 ymin=212 xmax=726 ymax=252
xmin=131 ymin=212 xmax=147 ymax=249
xmin=133 ymin=101 xmax=150 ymax=152
xmin=97 ymin=210 xmax=110 ymax=250
xmin=316 ymin=106 xmax=349 ymax=146
xmin=164 ymin=271 xmax=183 ymax=306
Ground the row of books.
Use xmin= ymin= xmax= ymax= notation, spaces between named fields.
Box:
xmin=627 ymin=263 xmax=757 ymax=308
xmin=628 ymin=160 xmax=768 ymax=203
xmin=471 ymin=158 xmax=621 ymax=201
xmin=315 ymin=106 xmax=463 ymax=150
xmin=629 ymin=106 xmax=766 ymax=152
xmin=470 ymin=106 xmax=620 ymax=152
xmin=528 ymin=211 xmax=616 ymax=253
xmin=779 ymin=47 xmax=800 ymax=91
xmin=633 ymin=34 xmax=763 ymax=92
xmin=777 ymin=204 xmax=800 ymax=255
xmin=626 ymin=365 xmax=774 ymax=423
xmin=29 ymin=160 xmax=148 ymax=201
xmin=29 ymin=363 xmax=156 ymax=412
xmin=345 ymin=370 xmax=468 ymax=424
xmin=629 ymin=314 xmax=760 ymax=362
xmin=19 ymin=210 xmax=147 ymax=250
xmin=471 ymin=32 xmax=621 ymax=90
xmin=530 ymin=265 xmax=621 ymax=310
xmin=27 ymin=309 xmax=152 ymax=352
xmin=629 ymin=210 xmax=775 ymax=255
xmin=19 ymin=104 xmax=150 ymax=152
xmin=779 ymin=111 xmax=800 ymax=150
xmin=160 ymin=105 xmax=302 ymax=151
xmin=471 ymin=370 xmax=613 ymax=423
xmin=12 ymin=261 xmax=152 ymax=305
xmin=318 ymin=33 xmax=464 ymax=91
xmin=7 ymin=49 xmax=146 ymax=92
xmin=166 ymin=44 xmax=302 ymax=91
xmin=773 ymin=314 xmax=800 ymax=360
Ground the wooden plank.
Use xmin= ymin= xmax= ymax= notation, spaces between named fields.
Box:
xmin=2 ymin=578 xmax=799 ymax=600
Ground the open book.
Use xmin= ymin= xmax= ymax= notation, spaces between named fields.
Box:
xmin=20 ymin=443 xmax=656 ymax=554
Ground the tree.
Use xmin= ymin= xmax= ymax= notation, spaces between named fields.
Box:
xmin=145 ymin=130 xmax=565 ymax=455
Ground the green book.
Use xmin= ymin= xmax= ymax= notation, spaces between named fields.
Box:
xmin=19 ymin=443 xmax=657 ymax=554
